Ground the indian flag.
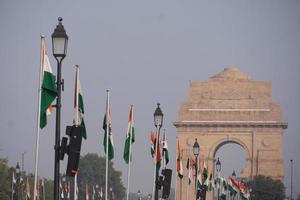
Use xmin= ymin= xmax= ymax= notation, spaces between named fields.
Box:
xmin=228 ymin=177 xmax=239 ymax=197
xmin=162 ymin=129 xmax=169 ymax=166
xmin=176 ymin=139 xmax=183 ymax=178
xmin=39 ymin=37 xmax=57 ymax=129
xmin=207 ymin=173 xmax=214 ymax=191
xmin=202 ymin=160 xmax=208 ymax=185
xmin=73 ymin=65 xmax=87 ymax=139
xmin=103 ymin=108 xmax=114 ymax=160
xmin=123 ymin=105 xmax=135 ymax=164
xmin=186 ymin=153 xmax=193 ymax=184
xmin=150 ymin=131 xmax=155 ymax=157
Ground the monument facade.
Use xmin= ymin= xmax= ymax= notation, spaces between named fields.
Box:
xmin=174 ymin=68 xmax=287 ymax=200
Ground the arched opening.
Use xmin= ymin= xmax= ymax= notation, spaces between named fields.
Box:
xmin=213 ymin=141 xmax=247 ymax=179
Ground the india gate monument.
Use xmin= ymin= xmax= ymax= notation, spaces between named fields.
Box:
xmin=174 ymin=68 xmax=288 ymax=200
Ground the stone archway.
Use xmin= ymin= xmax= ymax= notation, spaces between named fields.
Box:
xmin=174 ymin=68 xmax=288 ymax=200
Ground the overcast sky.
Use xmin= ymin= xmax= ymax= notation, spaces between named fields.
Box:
xmin=1 ymin=0 xmax=299 ymax=197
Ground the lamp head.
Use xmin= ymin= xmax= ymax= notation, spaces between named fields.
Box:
xmin=193 ymin=138 xmax=200 ymax=156
xmin=52 ymin=17 xmax=68 ymax=60
xmin=154 ymin=103 xmax=163 ymax=127
xmin=216 ymin=157 xmax=221 ymax=172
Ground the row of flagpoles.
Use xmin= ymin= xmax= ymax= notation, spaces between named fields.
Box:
xmin=11 ymin=171 xmax=108 ymax=200
xmin=175 ymin=140 xmax=251 ymax=200
xmin=32 ymin=36 xmax=138 ymax=200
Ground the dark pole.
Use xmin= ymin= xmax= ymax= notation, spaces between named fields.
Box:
xmin=195 ymin=155 xmax=198 ymax=200
xmin=54 ymin=58 xmax=63 ymax=200
xmin=52 ymin=17 xmax=67 ymax=200
xmin=290 ymin=159 xmax=293 ymax=200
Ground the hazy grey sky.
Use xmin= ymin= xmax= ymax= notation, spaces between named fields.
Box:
xmin=1 ymin=0 xmax=299 ymax=197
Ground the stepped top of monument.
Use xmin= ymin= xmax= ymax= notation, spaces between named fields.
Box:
xmin=209 ymin=67 xmax=251 ymax=81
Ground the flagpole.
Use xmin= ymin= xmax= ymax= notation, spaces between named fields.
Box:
xmin=105 ymin=89 xmax=110 ymax=200
xmin=42 ymin=178 xmax=45 ymax=200
xmin=174 ymin=137 xmax=178 ymax=200
xmin=11 ymin=172 xmax=14 ymax=200
xmin=75 ymin=65 xmax=80 ymax=126
xmin=33 ymin=35 xmax=45 ymax=200
xmin=74 ymin=173 xmax=77 ymax=200
xmin=186 ymin=148 xmax=190 ymax=200
xmin=152 ymin=125 xmax=160 ymax=200
xmin=126 ymin=105 xmax=133 ymax=200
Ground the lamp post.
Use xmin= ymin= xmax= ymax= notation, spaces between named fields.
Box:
xmin=51 ymin=17 xmax=68 ymax=200
xmin=193 ymin=138 xmax=200 ymax=199
xmin=216 ymin=158 xmax=221 ymax=200
xmin=290 ymin=159 xmax=293 ymax=200
xmin=15 ymin=162 xmax=20 ymax=200
xmin=152 ymin=103 xmax=163 ymax=200
xmin=137 ymin=190 xmax=141 ymax=200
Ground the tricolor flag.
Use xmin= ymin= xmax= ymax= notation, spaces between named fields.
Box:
xmin=39 ymin=37 xmax=57 ymax=129
xmin=150 ymin=131 xmax=155 ymax=157
xmin=202 ymin=160 xmax=208 ymax=185
xmin=73 ymin=65 xmax=87 ymax=139
xmin=207 ymin=173 xmax=214 ymax=191
xmin=150 ymin=131 xmax=161 ymax=165
xmin=228 ymin=178 xmax=238 ymax=197
xmin=186 ymin=153 xmax=193 ymax=184
xmin=221 ymin=177 xmax=228 ymax=194
xmin=176 ymin=139 xmax=183 ymax=178
xmin=162 ymin=129 xmax=169 ymax=167
xmin=123 ymin=105 xmax=135 ymax=164
xmin=197 ymin=159 xmax=203 ymax=188
xmin=103 ymin=109 xmax=114 ymax=160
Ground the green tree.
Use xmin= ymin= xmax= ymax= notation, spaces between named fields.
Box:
xmin=78 ymin=153 xmax=125 ymax=199
xmin=246 ymin=175 xmax=285 ymax=200
xmin=0 ymin=158 xmax=12 ymax=200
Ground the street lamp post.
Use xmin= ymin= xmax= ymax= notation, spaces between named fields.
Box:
xmin=290 ymin=159 xmax=293 ymax=200
xmin=15 ymin=163 xmax=20 ymax=200
xmin=216 ymin=158 xmax=221 ymax=200
xmin=51 ymin=17 xmax=68 ymax=200
xmin=152 ymin=103 xmax=163 ymax=200
xmin=193 ymin=138 xmax=200 ymax=199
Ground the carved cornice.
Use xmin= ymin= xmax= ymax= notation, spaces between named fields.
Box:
xmin=173 ymin=121 xmax=288 ymax=129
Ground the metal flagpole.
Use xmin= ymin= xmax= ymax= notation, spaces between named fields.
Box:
xmin=105 ymin=89 xmax=110 ymax=200
xmin=33 ymin=35 xmax=45 ymax=200
xmin=74 ymin=173 xmax=77 ymax=200
xmin=42 ymin=178 xmax=45 ymax=200
xmin=126 ymin=105 xmax=133 ymax=200
xmin=75 ymin=65 xmax=79 ymax=126
xmin=174 ymin=137 xmax=178 ymax=200
xmin=186 ymin=148 xmax=190 ymax=200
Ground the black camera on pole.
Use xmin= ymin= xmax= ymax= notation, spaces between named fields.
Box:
xmin=60 ymin=125 xmax=83 ymax=177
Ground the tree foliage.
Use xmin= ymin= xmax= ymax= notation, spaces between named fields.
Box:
xmin=0 ymin=158 xmax=12 ymax=200
xmin=246 ymin=175 xmax=285 ymax=200
xmin=78 ymin=153 xmax=125 ymax=199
